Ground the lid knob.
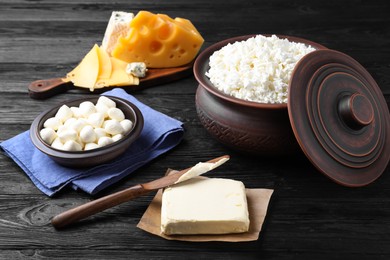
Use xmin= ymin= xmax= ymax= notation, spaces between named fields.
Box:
xmin=338 ymin=93 xmax=374 ymax=130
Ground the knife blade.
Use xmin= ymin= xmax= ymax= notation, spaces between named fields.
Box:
xmin=51 ymin=155 xmax=230 ymax=229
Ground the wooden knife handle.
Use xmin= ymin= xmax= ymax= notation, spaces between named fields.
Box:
xmin=51 ymin=184 xmax=151 ymax=229
xmin=28 ymin=77 xmax=73 ymax=99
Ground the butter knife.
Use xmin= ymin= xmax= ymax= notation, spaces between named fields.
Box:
xmin=51 ymin=155 xmax=230 ymax=229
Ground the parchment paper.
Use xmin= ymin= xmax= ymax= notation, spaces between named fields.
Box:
xmin=137 ymin=171 xmax=274 ymax=242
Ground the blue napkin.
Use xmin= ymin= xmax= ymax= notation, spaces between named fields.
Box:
xmin=0 ymin=89 xmax=184 ymax=196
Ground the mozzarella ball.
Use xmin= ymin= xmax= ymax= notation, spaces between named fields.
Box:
xmin=98 ymin=136 xmax=114 ymax=147
xmin=40 ymin=128 xmax=57 ymax=145
xmin=94 ymin=128 xmax=108 ymax=139
xmin=97 ymin=96 xmax=116 ymax=108
xmin=84 ymin=143 xmax=100 ymax=150
xmin=55 ymin=105 xmax=73 ymax=123
xmin=79 ymin=101 xmax=96 ymax=118
xmin=112 ymin=134 xmax=124 ymax=142
xmin=87 ymin=112 xmax=104 ymax=128
xmin=51 ymin=137 xmax=63 ymax=150
xmin=107 ymin=107 xmax=125 ymax=121
xmin=58 ymin=128 xmax=78 ymax=143
xmin=63 ymin=117 xmax=77 ymax=128
xmin=68 ymin=118 xmax=88 ymax=133
xmin=62 ymin=140 xmax=82 ymax=151
xmin=44 ymin=117 xmax=62 ymax=131
xmin=120 ymin=119 xmax=133 ymax=134
xmin=104 ymin=120 xmax=124 ymax=135
xmin=70 ymin=106 xmax=82 ymax=118
xmin=95 ymin=102 xmax=109 ymax=118
xmin=80 ymin=125 xmax=97 ymax=143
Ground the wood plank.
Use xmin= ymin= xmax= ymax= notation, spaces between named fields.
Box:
xmin=1 ymin=0 xmax=390 ymax=258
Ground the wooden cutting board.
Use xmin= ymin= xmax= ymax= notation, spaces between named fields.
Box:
xmin=28 ymin=63 xmax=193 ymax=99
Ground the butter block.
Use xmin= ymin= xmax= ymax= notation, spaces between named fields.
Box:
xmin=161 ymin=178 xmax=250 ymax=235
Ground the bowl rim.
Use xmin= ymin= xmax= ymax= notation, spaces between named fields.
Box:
xmin=30 ymin=95 xmax=144 ymax=160
xmin=194 ymin=34 xmax=327 ymax=110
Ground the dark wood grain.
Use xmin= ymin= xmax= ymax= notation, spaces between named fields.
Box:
xmin=1 ymin=0 xmax=389 ymax=259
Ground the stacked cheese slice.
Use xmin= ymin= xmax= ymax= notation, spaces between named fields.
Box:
xmin=64 ymin=44 xmax=139 ymax=91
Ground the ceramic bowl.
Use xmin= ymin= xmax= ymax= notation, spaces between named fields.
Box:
xmin=30 ymin=96 xmax=144 ymax=167
xmin=194 ymin=34 xmax=327 ymax=155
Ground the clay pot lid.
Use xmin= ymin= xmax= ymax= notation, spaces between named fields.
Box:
xmin=288 ymin=49 xmax=390 ymax=187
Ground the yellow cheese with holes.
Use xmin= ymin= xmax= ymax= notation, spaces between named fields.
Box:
xmin=111 ymin=11 xmax=204 ymax=68
xmin=65 ymin=44 xmax=139 ymax=91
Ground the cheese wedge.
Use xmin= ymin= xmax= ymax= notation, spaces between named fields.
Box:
xmin=161 ymin=178 xmax=250 ymax=235
xmin=111 ymin=11 xmax=204 ymax=68
xmin=101 ymin=11 xmax=134 ymax=54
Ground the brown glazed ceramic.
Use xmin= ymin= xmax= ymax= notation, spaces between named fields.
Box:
xmin=30 ymin=96 xmax=143 ymax=167
xmin=288 ymin=49 xmax=390 ymax=187
xmin=194 ymin=35 xmax=327 ymax=155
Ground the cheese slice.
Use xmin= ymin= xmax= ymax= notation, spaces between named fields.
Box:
xmin=95 ymin=56 xmax=139 ymax=88
xmin=111 ymin=11 xmax=204 ymax=68
xmin=97 ymin=45 xmax=112 ymax=80
xmin=101 ymin=11 xmax=134 ymax=54
xmin=65 ymin=44 xmax=139 ymax=91
xmin=66 ymin=44 xmax=100 ymax=90
xmin=161 ymin=178 xmax=250 ymax=235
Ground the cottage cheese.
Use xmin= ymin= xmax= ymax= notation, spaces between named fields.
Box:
xmin=206 ymin=35 xmax=315 ymax=104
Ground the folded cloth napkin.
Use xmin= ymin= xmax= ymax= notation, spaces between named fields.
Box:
xmin=0 ymin=88 xmax=184 ymax=197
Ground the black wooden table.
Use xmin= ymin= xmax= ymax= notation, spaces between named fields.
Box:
xmin=1 ymin=0 xmax=389 ymax=259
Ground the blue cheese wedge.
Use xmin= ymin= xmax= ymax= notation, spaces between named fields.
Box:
xmin=126 ymin=62 xmax=147 ymax=78
xmin=101 ymin=11 xmax=134 ymax=55
xmin=161 ymin=177 xmax=250 ymax=235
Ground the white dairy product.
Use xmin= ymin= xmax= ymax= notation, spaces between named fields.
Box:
xmin=104 ymin=119 xmax=124 ymax=135
xmin=79 ymin=101 xmax=97 ymax=118
xmin=39 ymin=97 xmax=133 ymax=151
xmin=79 ymin=125 xmax=97 ymax=143
xmin=63 ymin=140 xmax=82 ymax=151
xmin=112 ymin=133 xmax=124 ymax=142
xmin=84 ymin=143 xmax=100 ymax=151
xmin=206 ymin=34 xmax=315 ymax=104
xmin=43 ymin=117 xmax=62 ymax=131
xmin=40 ymin=128 xmax=57 ymax=145
xmin=63 ymin=117 xmax=77 ymax=128
xmin=51 ymin=137 xmax=63 ymax=150
xmin=161 ymin=177 xmax=250 ymax=235
xmin=175 ymin=156 xmax=229 ymax=184
xmin=101 ymin=11 xmax=134 ymax=55
xmin=120 ymin=119 xmax=133 ymax=133
xmin=95 ymin=102 xmax=109 ymax=118
xmin=70 ymin=106 xmax=82 ymax=118
xmin=98 ymin=136 xmax=114 ymax=147
xmin=107 ymin=107 xmax=125 ymax=121
xmin=97 ymin=96 xmax=116 ymax=108
xmin=87 ymin=112 xmax=105 ymax=128
xmin=55 ymin=105 xmax=73 ymax=123
xmin=94 ymin=128 xmax=108 ymax=139
xmin=57 ymin=129 xmax=78 ymax=143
